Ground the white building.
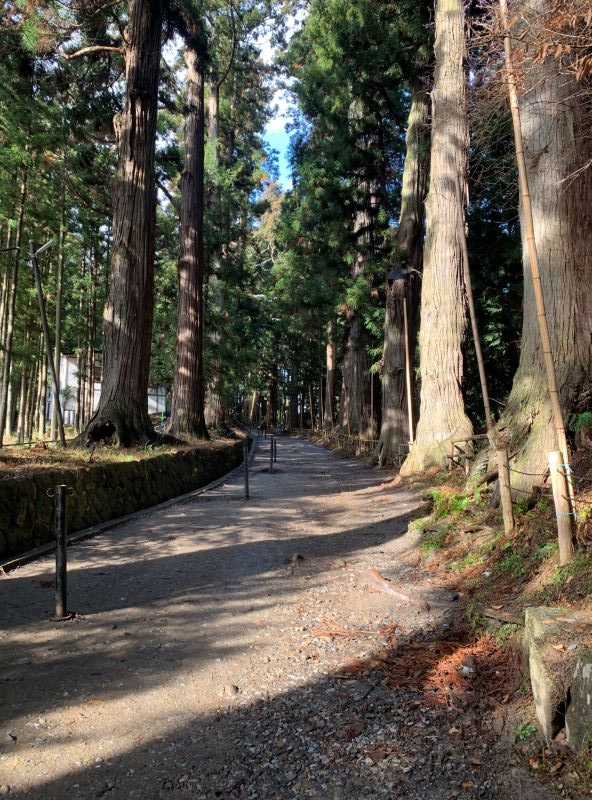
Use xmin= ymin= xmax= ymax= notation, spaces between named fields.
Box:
xmin=46 ymin=354 xmax=167 ymax=426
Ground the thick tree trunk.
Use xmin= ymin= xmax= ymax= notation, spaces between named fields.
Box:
xmin=497 ymin=3 xmax=592 ymax=492
xmin=248 ymin=390 xmax=259 ymax=424
xmin=204 ymin=80 xmax=223 ymax=429
xmin=168 ymin=43 xmax=208 ymax=438
xmin=83 ymin=0 xmax=163 ymax=446
xmin=401 ymin=0 xmax=473 ymax=474
xmin=340 ymin=313 xmax=371 ymax=436
xmin=339 ymin=99 xmax=376 ymax=439
xmin=377 ymin=85 xmax=430 ymax=466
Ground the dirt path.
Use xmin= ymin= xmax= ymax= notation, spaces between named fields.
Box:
xmin=0 ymin=437 xmax=548 ymax=799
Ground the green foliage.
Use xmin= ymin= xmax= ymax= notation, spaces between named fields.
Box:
xmin=494 ymin=623 xmax=518 ymax=646
xmin=424 ymin=488 xmax=471 ymax=519
xmin=514 ymin=722 xmax=537 ymax=742
xmin=420 ymin=527 xmax=449 ymax=552
xmin=552 ymin=552 xmax=592 ymax=592
xmin=534 ymin=541 xmax=558 ymax=560
xmin=568 ymin=412 xmax=592 ymax=433
xmin=450 ymin=552 xmax=484 ymax=572
xmin=497 ymin=545 xmax=526 ymax=577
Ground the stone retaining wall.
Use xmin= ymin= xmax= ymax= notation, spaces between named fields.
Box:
xmin=0 ymin=441 xmax=244 ymax=559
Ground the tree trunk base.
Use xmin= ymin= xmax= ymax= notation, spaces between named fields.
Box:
xmin=77 ymin=404 xmax=156 ymax=448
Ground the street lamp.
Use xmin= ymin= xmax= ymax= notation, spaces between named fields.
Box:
xmin=386 ymin=265 xmax=414 ymax=443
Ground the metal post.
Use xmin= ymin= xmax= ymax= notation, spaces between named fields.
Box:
xmin=273 ymin=437 xmax=277 ymax=463
xmin=51 ymin=484 xmax=69 ymax=621
xmin=269 ymin=438 xmax=274 ymax=474
xmin=29 ymin=240 xmax=67 ymax=447
xmin=243 ymin=442 xmax=249 ymax=500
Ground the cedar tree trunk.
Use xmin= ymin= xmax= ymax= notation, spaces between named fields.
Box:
xmin=497 ymin=1 xmax=592 ymax=492
xmin=401 ymin=0 xmax=473 ymax=474
xmin=377 ymin=85 xmax=430 ymax=466
xmin=168 ymin=43 xmax=208 ymax=438
xmin=83 ymin=0 xmax=163 ymax=446
xmin=323 ymin=319 xmax=336 ymax=429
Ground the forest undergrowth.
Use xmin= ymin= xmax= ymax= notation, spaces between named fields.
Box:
xmin=0 ymin=429 xmax=241 ymax=480
xmin=311 ymin=430 xmax=592 ymax=797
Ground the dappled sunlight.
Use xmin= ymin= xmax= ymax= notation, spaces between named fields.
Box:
xmin=0 ymin=438 xmax=422 ymax=797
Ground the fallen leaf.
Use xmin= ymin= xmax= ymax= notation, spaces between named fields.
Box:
xmin=367 ymin=747 xmax=390 ymax=762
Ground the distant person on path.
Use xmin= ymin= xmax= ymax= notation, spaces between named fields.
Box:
xmin=258 ymin=420 xmax=267 ymax=437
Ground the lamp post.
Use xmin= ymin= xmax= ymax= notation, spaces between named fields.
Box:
xmin=386 ymin=266 xmax=414 ymax=443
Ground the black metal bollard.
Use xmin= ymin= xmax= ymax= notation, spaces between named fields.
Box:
xmin=51 ymin=485 xmax=70 ymax=621
xmin=273 ymin=437 xmax=277 ymax=463
xmin=244 ymin=442 xmax=250 ymax=500
xmin=269 ymin=438 xmax=274 ymax=474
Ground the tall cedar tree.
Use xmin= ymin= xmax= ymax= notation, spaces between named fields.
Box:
xmin=401 ymin=0 xmax=473 ymax=473
xmin=377 ymin=83 xmax=430 ymax=464
xmin=496 ymin=0 xmax=592 ymax=491
xmin=168 ymin=16 xmax=209 ymax=438
xmin=83 ymin=0 xmax=163 ymax=445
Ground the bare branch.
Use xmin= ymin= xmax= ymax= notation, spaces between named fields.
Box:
xmin=59 ymin=45 xmax=124 ymax=60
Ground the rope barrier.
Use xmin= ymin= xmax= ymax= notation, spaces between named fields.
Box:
xmin=508 ymin=467 xmax=548 ymax=477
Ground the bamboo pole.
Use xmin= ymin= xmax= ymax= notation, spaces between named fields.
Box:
xmin=457 ymin=186 xmax=493 ymax=436
xmin=499 ymin=0 xmax=575 ymax=536
xmin=549 ymin=450 xmax=575 ymax=565
xmin=496 ymin=448 xmax=514 ymax=535
xmin=403 ymin=292 xmax=415 ymax=444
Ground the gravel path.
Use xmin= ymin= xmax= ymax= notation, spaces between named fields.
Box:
xmin=0 ymin=437 xmax=551 ymax=799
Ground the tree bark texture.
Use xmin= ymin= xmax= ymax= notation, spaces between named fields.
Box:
xmin=323 ymin=320 xmax=336 ymax=429
xmin=204 ymin=81 xmax=223 ymax=429
xmin=84 ymin=0 xmax=163 ymax=445
xmin=497 ymin=0 xmax=592 ymax=492
xmin=168 ymin=43 xmax=208 ymax=438
xmin=377 ymin=85 xmax=430 ymax=466
xmin=401 ymin=0 xmax=473 ymax=474
xmin=0 ymin=165 xmax=27 ymax=446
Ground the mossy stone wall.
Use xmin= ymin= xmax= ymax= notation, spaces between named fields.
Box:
xmin=0 ymin=441 xmax=243 ymax=559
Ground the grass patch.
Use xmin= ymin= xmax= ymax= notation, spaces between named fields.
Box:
xmin=496 ymin=541 xmax=526 ymax=577
xmin=494 ymin=623 xmax=518 ymax=646
xmin=450 ymin=552 xmax=484 ymax=572
xmin=420 ymin=527 xmax=450 ymax=552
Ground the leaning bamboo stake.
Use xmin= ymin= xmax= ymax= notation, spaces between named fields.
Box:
xmin=496 ymin=448 xmax=514 ymax=535
xmin=549 ymin=451 xmax=575 ymax=565
xmin=499 ymin=0 xmax=575 ymax=553
xmin=402 ymin=292 xmax=414 ymax=443
xmin=457 ymin=186 xmax=494 ymax=437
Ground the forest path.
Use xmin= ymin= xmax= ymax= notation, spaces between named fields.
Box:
xmin=0 ymin=437 xmax=546 ymax=799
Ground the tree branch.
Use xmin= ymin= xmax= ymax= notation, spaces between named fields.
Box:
xmin=59 ymin=45 xmax=124 ymax=60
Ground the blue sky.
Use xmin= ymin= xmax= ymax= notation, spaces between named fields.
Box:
xmin=263 ymin=104 xmax=293 ymax=189
xmin=258 ymin=13 xmax=307 ymax=191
